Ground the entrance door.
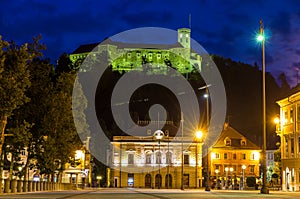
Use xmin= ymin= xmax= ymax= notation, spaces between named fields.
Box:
xmin=165 ymin=174 xmax=172 ymax=188
xmin=145 ymin=174 xmax=151 ymax=188
xmin=155 ymin=174 xmax=162 ymax=188
xmin=114 ymin=178 xmax=118 ymax=188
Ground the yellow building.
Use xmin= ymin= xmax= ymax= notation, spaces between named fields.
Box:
xmin=276 ymin=87 xmax=300 ymax=191
xmin=107 ymin=124 xmax=203 ymax=189
xmin=205 ymin=124 xmax=261 ymax=189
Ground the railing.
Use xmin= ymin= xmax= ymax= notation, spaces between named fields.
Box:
xmin=2 ymin=179 xmax=74 ymax=193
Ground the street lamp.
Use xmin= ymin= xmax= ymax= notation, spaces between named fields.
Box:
xmin=154 ymin=130 xmax=164 ymax=189
xmin=215 ymin=169 xmax=219 ymax=189
xmin=225 ymin=167 xmax=228 ymax=189
xmin=242 ymin=165 xmax=246 ymax=190
xmin=195 ymin=130 xmax=203 ymax=188
xmin=204 ymin=87 xmax=211 ymax=192
xmin=257 ymin=19 xmax=269 ymax=194
xmin=229 ymin=167 xmax=233 ymax=190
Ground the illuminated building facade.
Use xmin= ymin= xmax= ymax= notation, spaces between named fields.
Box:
xmin=205 ymin=124 xmax=261 ymax=189
xmin=69 ymin=28 xmax=202 ymax=74
xmin=106 ymin=122 xmax=203 ymax=189
xmin=276 ymin=89 xmax=300 ymax=191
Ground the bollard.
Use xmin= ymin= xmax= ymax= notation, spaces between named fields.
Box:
xmin=17 ymin=180 xmax=22 ymax=192
xmin=36 ymin=181 xmax=40 ymax=191
xmin=4 ymin=179 xmax=10 ymax=193
xmin=28 ymin=181 xmax=32 ymax=192
xmin=11 ymin=180 xmax=17 ymax=193
xmin=32 ymin=181 xmax=36 ymax=192
xmin=40 ymin=181 xmax=43 ymax=191
xmin=22 ymin=180 xmax=27 ymax=192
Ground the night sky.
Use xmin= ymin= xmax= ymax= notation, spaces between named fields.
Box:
xmin=1 ymin=0 xmax=300 ymax=86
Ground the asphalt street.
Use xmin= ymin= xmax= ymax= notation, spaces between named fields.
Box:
xmin=0 ymin=188 xmax=299 ymax=199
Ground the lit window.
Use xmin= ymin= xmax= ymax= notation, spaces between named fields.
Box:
xmin=225 ymin=138 xmax=231 ymax=146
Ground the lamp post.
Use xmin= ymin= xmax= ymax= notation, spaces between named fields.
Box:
xmin=181 ymin=113 xmax=184 ymax=190
xmin=257 ymin=19 xmax=269 ymax=194
xmin=204 ymin=87 xmax=211 ymax=191
xmin=242 ymin=165 xmax=246 ymax=190
xmin=154 ymin=130 xmax=164 ymax=189
xmin=225 ymin=167 xmax=229 ymax=189
xmin=195 ymin=130 xmax=203 ymax=188
xmin=230 ymin=167 xmax=233 ymax=190
xmin=215 ymin=169 xmax=219 ymax=189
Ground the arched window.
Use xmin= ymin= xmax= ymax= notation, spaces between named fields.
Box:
xmin=146 ymin=152 xmax=152 ymax=164
xmin=224 ymin=137 xmax=231 ymax=146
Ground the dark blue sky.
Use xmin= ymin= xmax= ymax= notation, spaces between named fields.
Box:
xmin=1 ymin=0 xmax=300 ymax=86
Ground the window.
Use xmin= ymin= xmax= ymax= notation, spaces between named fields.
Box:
xmin=291 ymin=138 xmax=295 ymax=155
xmin=250 ymin=165 xmax=255 ymax=173
xmin=285 ymin=138 xmax=288 ymax=158
xmin=212 ymin=152 xmax=220 ymax=159
xmin=146 ymin=153 xmax=152 ymax=164
xmin=233 ymin=153 xmax=237 ymax=160
xmin=298 ymin=106 xmax=300 ymax=122
xmin=215 ymin=164 xmax=220 ymax=170
xmin=284 ymin=111 xmax=288 ymax=124
xmin=224 ymin=153 xmax=228 ymax=160
xmin=184 ymin=154 xmax=189 ymax=165
xmin=241 ymin=153 xmax=246 ymax=160
xmin=290 ymin=109 xmax=294 ymax=123
xmin=224 ymin=138 xmax=231 ymax=146
xmin=166 ymin=152 xmax=172 ymax=164
xmin=156 ymin=152 xmax=162 ymax=164
xmin=21 ymin=150 xmax=26 ymax=156
xmin=241 ymin=140 xmax=246 ymax=146
xmin=128 ymin=154 xmax=134 ymax=165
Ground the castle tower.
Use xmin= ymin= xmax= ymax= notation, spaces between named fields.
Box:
xmin=177 ymin=28 xmax=191 ymax=49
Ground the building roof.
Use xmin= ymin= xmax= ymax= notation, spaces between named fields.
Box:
xmin=212 ymin=123 xmax=260 ymax=150
xmin=71 ymin=38 xmax=184 ymax=54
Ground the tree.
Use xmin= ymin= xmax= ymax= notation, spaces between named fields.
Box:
xmin=38 ymin=72 xmax=84 ymax=181
xmin=0 ymin=36 xmax=44 ymax=189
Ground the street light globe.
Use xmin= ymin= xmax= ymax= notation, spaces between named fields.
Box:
xmin=242 ymin=165 xmax=246 ymax=170
xmin=215 ymin=169 xmax=219 ymax=174
xmin=195 ymin=130 xmax=203 ymax=139
xmin=225 ymin=167 xmax=228 ymax=172
xmin=274 ymin=117 xmax=280 ymax=124
xmin=154 ymin=130 xmax=164 ymax=140
xmin=257 ymin=34 xmax=265 ymax=42
xmin=229 ymin=167 xmax=233 ymax=172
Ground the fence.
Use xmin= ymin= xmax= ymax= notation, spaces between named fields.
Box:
xmin=2 ymin=179 xmax=74 ymax=193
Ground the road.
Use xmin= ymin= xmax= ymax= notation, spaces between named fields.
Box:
xmin=0 ymin=188 xmax=300 ymax=199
